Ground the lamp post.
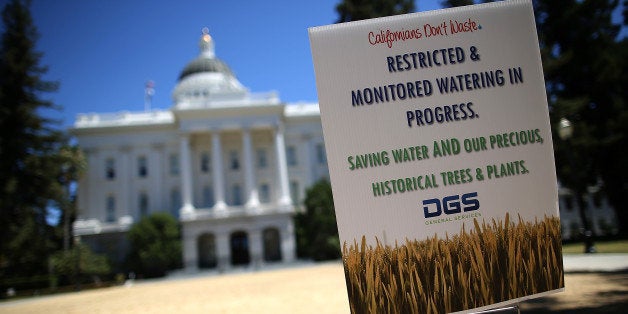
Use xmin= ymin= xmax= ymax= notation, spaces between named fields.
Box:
xmin=73 ymin=236 xmax=81 ymax=290
xmin=558 ymin=118 xmax=595 ymax=253
xmin=558 ymin=118 xmax=573 ymax=140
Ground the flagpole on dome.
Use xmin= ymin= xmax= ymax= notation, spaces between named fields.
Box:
xmin=145 ymin=80 xmax=155 ymax=112
xmin=200 ymin=27 xmax=215 ymax=58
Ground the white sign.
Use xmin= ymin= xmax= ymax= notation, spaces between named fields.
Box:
xmin=309 ymin=1 xmax=564 ymax=313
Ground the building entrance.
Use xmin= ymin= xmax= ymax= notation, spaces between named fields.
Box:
xmin=263 ymin=228 xmax=282 ymax=262
xmin=230 ymin=231 xmax=250 ymax=265
xmin=197 ymin=233 xmax=217 ymax=269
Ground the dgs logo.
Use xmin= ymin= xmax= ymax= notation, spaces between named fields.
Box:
xmin=422 ymin=192 xmax=480 ymax=218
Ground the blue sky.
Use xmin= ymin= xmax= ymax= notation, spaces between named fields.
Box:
xmin=20 ymin=1 xmax=628 ymax=128
xmin=27 ymin=0 xmax=443 ymax=128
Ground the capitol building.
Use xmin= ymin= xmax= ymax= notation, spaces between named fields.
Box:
xmin=71 ymin=30 xmax=328 ymax=271
xmin=69 ymin=30 xmax=620 ymax=273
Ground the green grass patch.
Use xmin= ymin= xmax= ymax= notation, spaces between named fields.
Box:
xmin=562 ymin=240 xmax=628 ymax=254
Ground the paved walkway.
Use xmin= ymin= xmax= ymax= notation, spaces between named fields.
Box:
xmin=562 ymin=253 xmax=628 ymax=272
xmin=1 ymin=255 xmax=626 ymax=313
xmin=159 ymin=253 xmax=628 ymax=281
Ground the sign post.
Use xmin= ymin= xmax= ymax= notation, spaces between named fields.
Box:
xmin=309 ymin=1 xmax=564 ymax=313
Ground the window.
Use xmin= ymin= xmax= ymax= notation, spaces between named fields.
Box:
xmin=200 ymin=152 xmax=210 ymax=173
xmin=565 ymin=195 xmax=576 ymax=212
xmin=203 ymin=185 xmax=214 ymax=207
xmin=257 ymin=148 xmax=267 ymax=169
xmin=105 ymin=158 xmax=115 ymax=180
xmin=139 ymin=192 xmax=149 ymax=217
xmin=169 ymin=153 xmax=179 ymax=176
xmin=592 ymin=192 xmax=603 ymax=208
xmin=232 ymin=184 xmax=242 ymax=206
xmin=229 ymin=150 xmax=240 ymax=170
xmin=316 ymin=143 xmax=327 ymax=164
xmin=171 ymin=188 xmax=181 ymax=218
xmin=287 ymin=146 xmax=297 ymax=166
xmin=259 ymin=184 xmax=270 ymax=203
xmin=106 ymin=195 xmax=116 ymax=222
xmin=138 ymin=156 xmax=148 ymax=177
xmin=290 ymin=181 xmax=299 ymax=205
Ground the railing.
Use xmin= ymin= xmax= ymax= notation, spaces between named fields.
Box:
xmin=182 ymin=203 xmax=292 ymax=222
xmin=74 ymin=110 xmax=174 ymax=128
xmin=74 ymin=92 xmax=283 ymax=128
xmin=175 ymin=91 xmax=281 ymax=110
xmin=73 ymin=217 xmax=134 ymax=236
xmin=74 ymin=204 xmax=293 ymax=235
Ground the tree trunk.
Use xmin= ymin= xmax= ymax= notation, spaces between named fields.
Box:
xmin=605 ymin=188 xmax=628 ymax=237
xmin=576 ymin=192 xmax=596 ymax=253
xmin=612 ymin=202 xmax=628 ymax=238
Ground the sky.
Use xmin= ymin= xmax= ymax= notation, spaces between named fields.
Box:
xmin=24 ymin=0 xmax=444 ymax=128
xmin=15 ymin=0 xmax=628 ymax=129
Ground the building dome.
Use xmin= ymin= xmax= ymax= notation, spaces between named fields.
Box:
xmin=172 ymin=28 xmax=247 ymax=107
xmin=178 ymin=57 xmax=233 ymax=80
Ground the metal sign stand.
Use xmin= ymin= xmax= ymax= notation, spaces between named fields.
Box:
xmin=474 ymin=304 xmax=520 ymax=314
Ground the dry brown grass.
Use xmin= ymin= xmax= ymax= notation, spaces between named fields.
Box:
xmin=342 ymin=213 xmax=564 ymax=313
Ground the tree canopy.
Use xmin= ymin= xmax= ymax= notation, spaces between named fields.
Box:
xmin=537 ymin=0 xmax=627 ymax=237
xmin=126 ymin=213 xmax=182 ymax=278
xmin=295 ymin=180 xmax=341 ymax=261
xmin=0 ymin=0 xmax=69 ymax=286
xmin=336 ymin=0 xmax=415 ymax=23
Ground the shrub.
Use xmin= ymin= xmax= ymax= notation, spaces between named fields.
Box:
xmin=295 ymin=179 xmax=341 ymax=261
xmin=126 ymin=213 xmax=182 ymax=278
xmin=51 ymin=244 xmax=111 ymax=277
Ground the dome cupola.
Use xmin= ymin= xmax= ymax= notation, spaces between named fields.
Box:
xmin=173 ymin=28 xmax=247 ymax=108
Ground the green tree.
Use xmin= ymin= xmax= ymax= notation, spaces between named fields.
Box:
xmin=46 ymin=145 xmax=87 ymax=288
xmin=0 ymin=0 xmax=67 ymax=288
xmin=440 ymin=0 xmax=476 ymax=7
xmin=56 ymin=145 xmax=86 ymax=251
xmin=336 ymin=0 xmax=415 ymax=23
xmin=534 ymin=0 xmax=627 ymax=242
xmin=127 ymin=213 xmax=182 ymax=278
xmin=295 ymin=180 xmax=341 ymax=261
xmin=599 ymin=38 xmax=628 ymax=237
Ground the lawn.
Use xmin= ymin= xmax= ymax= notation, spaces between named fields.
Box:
xmin=562 ymin=239 xmax=628 ymax=254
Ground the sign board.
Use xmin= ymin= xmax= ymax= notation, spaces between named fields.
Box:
xmin=308 ymin=0 xmax=564 ymax=313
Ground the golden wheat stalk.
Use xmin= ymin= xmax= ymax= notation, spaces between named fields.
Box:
xmin=342 ymin=214 xmax=564 ymax=314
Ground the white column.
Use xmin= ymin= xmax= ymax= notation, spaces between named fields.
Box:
xmin=211 ymin=130 xmax=227 ymax=211
xmin=150 ymin=144 xmax=163 ymax=218
xmin=183 ymin=228 xmax=198 ymax=271
xmin=275 ymin=124 xmax=292 ymax=207
xmin=243 ymin=128 xmax=260 ymax=210
xmin=119 ymin=147 xmax=133 ymax=223
xmin=216 ymin=231 xmax=230 ymax=272
xmin=303 ymin=135 xmax=315 ymax=187
xmin=282 ymin=218 xmax=296 ymax=262
xmin=179 ymin=134 xmax=194 ymax=216
xmin=249 ymin=227 xmax=263 ymax=269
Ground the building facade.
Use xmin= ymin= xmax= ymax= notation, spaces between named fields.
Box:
xmin=72 ymin=30 xmax=619 ymax=273
xmin=557 ymin=184 xmax=619 ymax=240
xmin=72 ymin=30 xmax=328 ymax=271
